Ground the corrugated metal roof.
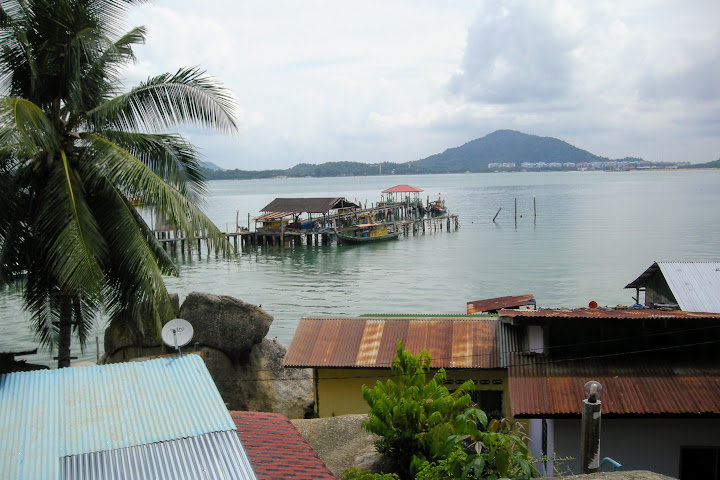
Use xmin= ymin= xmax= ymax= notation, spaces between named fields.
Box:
xmin=0 ymin=355 xmax=245 ymax=480
xmin=625 ymin=261 xmax=720 ymax=313
xmin=60 ymin=430 xmax=255 ymax=480
xmin=467 ymin=294 xmax=535 ymax=314
xmin=499 ymin=308 xmax=720 ymax=324
xmin=508 ymin=354 xmax=720 ymax=417
xmin=382 ymin=185 xmax=424 ymax=193
xmin=260 ymin=198 xmax=359 ymax=214
xmin=283 ymin=317 xmax=500 ymax=369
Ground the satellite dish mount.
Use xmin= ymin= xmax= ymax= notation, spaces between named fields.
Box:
xmin=161 ymin=319 xmax=194 ymax=354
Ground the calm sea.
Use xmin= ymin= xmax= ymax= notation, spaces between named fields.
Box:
xmin=2 ymin=170 xmax=719 ymax=367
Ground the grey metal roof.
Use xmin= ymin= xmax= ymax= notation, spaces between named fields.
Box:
xmin=0 ymin=354 xmax=256 ymax=480
xmin=260 ymin=197 xmax=359 ymax=213
xmin=61 ymin=430 xmax=255 ymax=480
xmin=625 ymin=261 xmax=720 ymax=313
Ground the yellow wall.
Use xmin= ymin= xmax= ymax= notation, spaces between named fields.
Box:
xmin=315 ymin=368 xmax=510 ymax=418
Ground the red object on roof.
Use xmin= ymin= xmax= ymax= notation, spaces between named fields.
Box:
xmin=382 ymin=184 xmax=424 ymax=193
xmin=231 ymin=411 xmax=335 ymax=480
xmin=283 ymin=316 xmax=500 ymax=369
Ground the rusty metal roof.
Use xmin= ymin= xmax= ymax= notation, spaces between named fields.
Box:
xmin=625 ymin=261 xmax=720 ymax=313
xmin=499 ymin=308 xmax=720 ymax=325
xmin=283 ymin=317 xmax=500 ymax=369
xmin=508 ymin=354 xmax=720 ymax=417
xmin=261 ymin=198 xmax=359 ymax=214
xmin=467 ymin=294 xmax=536 ymax=314
xmin=382 ymin=185 xmax=424 ymax=193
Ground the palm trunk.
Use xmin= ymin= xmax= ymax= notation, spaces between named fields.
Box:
xmin=57 ymin=295 xmax=72 ymax=368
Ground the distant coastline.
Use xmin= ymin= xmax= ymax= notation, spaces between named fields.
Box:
xmin=204 ymin=129 xmax=718 ymax=180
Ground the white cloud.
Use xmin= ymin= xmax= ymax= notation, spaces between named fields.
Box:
xmin=115 ymin=0 xmax=720 ymax=168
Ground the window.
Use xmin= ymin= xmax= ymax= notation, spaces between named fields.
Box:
xmin=680 ymin=447 xmax=720 ymax=480
xmin=470 ymin=390 xmax=503 ymax=420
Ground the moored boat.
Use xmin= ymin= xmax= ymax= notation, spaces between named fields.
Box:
xmin=427 ymin=195 xmax=446 ymax=215
xmin=335 ymin=214 xmax=400 ymax=244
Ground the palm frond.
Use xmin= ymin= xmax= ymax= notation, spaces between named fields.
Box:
xmin=33 ymin=151 xmax=107 ymax=297
xmin=90 ymin=67 xmax=239 ymax=135
xmin=0 ymin=97 xmax=58 ymax=155
xmin=83 ymin=132 xmax=234 ymax=257
xmin=96 ymin=130 xmax=207 ymax=204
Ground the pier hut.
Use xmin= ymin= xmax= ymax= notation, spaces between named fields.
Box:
xmin=381 ymin=184 xmax=424 ymax=212
xmin=243 ymin=197 xmax=360 ymax=247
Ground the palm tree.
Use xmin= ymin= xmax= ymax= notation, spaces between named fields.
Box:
xmin=0 ymin=0 xmax=237 ymax=367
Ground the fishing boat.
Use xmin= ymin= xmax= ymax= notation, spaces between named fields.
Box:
xmin=427 ymin=195 xmax=446 ymax=215
xmin=335 ymin=214 xmax=400 ymax=244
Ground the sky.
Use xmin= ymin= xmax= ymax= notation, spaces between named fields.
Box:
xmin=124 ymin=0 xmax=720 ymax=170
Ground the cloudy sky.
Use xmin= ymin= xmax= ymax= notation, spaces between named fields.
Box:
xmin=124 ymin=0 xmax=720 ymax=170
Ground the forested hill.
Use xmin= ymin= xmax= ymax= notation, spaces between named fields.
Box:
xmin=204 ymin=130 xmax=638 ymax=179
xmin=411 ymin=129 xmax=605 ymax=171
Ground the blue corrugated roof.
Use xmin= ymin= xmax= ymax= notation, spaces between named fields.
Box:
xmin=0 ymin=354 xmax=247 ymax=480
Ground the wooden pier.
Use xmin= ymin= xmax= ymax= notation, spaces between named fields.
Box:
xmin=154 ymin=212 xmax=459 ymax=255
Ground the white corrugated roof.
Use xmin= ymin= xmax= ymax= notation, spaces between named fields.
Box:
xmin=657 ymin=261 xmax=720 ymax=313
xmin=0 ymin=354 xmax=256 ymax=480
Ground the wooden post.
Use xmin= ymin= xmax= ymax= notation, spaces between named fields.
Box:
xmin=493 ymin=207 xmax=502 ymax=223
xmin=515 ymin=198 xmax=517 ymax=224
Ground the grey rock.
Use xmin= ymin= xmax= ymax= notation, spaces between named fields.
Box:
xmin=179 ymin=292 xmax=272 ymax=359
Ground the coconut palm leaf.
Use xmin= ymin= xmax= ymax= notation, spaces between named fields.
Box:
xmin=92 ymin=67 xmax=238 ymax=134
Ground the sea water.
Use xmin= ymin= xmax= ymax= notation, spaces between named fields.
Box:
xmin=2 ymin=170 xmax=719 ymax=367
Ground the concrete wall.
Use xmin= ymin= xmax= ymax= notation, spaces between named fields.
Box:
xmin=552 ymin=418 xmax=720 ymax=477
xmin=315 ymin=368 xmax=509 ymax=418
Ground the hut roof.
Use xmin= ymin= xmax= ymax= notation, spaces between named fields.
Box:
xmin=382 ymin=184 xmax=424 ymax=193
xmin=260 ymin=197 xmax=359 ymax=214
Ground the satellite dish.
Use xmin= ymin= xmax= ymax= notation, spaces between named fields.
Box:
xmin=161 ymin=318 xmax=194 ymax=350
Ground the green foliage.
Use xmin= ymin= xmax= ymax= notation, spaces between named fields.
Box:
xmin=361 ymin=341 xmax=475 ymax=479
xmin=0 ymin=0 xmax=236 ymax=366
xmin=416 ymin=408 xmax=536 ymax=480
xmin=340 ymin=467 xmax=400 ymax=480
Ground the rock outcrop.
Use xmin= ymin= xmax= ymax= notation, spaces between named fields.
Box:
xmin=101 ymin=292 xmax=312 ymax=419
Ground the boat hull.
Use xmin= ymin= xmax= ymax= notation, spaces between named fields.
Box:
xmin=336 ymin=231 xmax=401 ymax=245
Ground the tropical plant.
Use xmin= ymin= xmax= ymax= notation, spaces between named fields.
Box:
xmin=361 ymin=340 xmax=475 ymax=479
xmin=0 ymin=0 xmax=237 ymax=367
xmin=415 ymin=408 xmax=536 ymax=480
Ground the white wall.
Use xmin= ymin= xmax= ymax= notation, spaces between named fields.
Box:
xmin=552 ymin=418 xmax=720 ymax=477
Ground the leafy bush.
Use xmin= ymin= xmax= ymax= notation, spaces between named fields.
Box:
xmin=340 ymin=467 xmax=401 ymax=480
xmin=415 ymin=408 xmax=536 ymax=479
xmin=361 ymin=341 xmax=475 ymax=479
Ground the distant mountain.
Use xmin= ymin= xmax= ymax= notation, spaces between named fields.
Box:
xmin=411 ymin=130 xmax=607 ymax=171
xmin=202 ymin=130 xmax=648 ymax=180
xmin=202 ymin=161 xmax=224 ymax=171
xmin=686 ymin=158 xmax=720 ymax=169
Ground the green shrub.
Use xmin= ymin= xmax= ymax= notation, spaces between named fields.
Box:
xmin=361 ymin=340 xmax=475 ymax=479
xmin=416 ymin=408 xmax=537 ymax=479
xmin=340 ymin=467 xmax=401 ymax=480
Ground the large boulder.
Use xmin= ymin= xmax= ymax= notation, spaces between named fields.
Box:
xmin=179 ymin=292 xmax=272 ymax=359
xmin=199 ymin=338 xmax=313 ymax=419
